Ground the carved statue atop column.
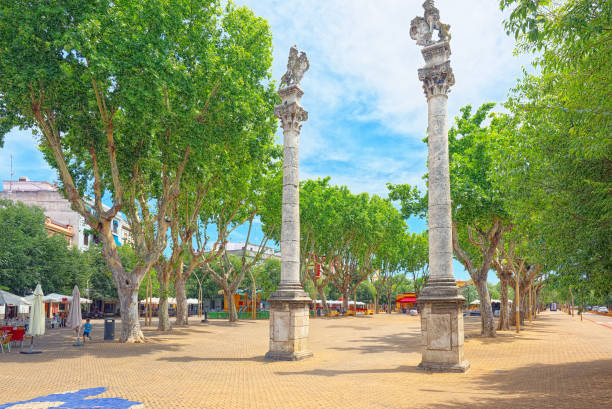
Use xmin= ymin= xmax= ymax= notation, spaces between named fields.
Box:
xmin=411 ymin=1 xmax=469 ymax=373
xmin=265 ymin=46 xmax=313 ymax=361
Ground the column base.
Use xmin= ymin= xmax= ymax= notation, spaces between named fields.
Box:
xmin=418 ymin=280 xmax=468 ymax=373
xmin=265 ymin=350 xmax=313 ymax=361
xmin=418 ymin=360 xmax=470 ymax=373
xmin=266 ymin=285 xmax=313 ymax=361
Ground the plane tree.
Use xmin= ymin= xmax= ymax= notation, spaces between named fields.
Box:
xmin=0 ymin=0 xmax=276 ymax=341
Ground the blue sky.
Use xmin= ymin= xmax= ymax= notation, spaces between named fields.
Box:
xmin=0 ymin=1 xmax=528 ymax=282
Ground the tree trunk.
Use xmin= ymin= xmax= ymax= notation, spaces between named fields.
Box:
xmin=521 ymin=294 xmax=528 ymax=325
xmin=157 ymin=276 xmax=171 ymax=331
xmin=374 ymin=294 xmax=378 ymax=314
xmin=317 ymin=287 xmax=330 ymax=316
xmin=224 ymin=288 xmax=238 ymax=322
xmin=514 ymin=273 xmax=520 ymax=333
xmin=475 ymin=278 xmax=496 ymax=337
xmin=117 ymin=283 xmax=145 ymax=343
xmin=174 ymin=275 xmax=188 ymax=326
xmin=569 ymin=287 xmax=574 ymax=317
xmin=497 ymin=275 xmax=510 ymax=331
xmin=386 ymin=290 xmax=392 ymax=313
xmin=342 ymin=291 xmax=349 ymax=313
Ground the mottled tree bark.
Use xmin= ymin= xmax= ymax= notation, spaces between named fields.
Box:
xmin=497 ymin=275 xmax=511 ymax=330
xmin=317 ymin=287 xmax=330 ymax=316
xmin=223 ymin=287 xmax=238 ymax=322
xmin=157 ymin=281 xmax=171 ymax=331
xmin=155 ymin=264 xmax=172 ymax=331
xmin=174 ymin=274 xmax=188 ymax=326
xmin=117 ymin=282 xmax=145 ymax=343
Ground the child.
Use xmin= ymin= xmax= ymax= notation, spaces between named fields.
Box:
xmin=51 ymin=313 xmax=57 ymax=329
xmin=82 ymin=319 xmax=93 ymax=342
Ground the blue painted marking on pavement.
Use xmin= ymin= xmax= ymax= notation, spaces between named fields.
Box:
xmin=0 ymin=387 xmax=141 ymax=408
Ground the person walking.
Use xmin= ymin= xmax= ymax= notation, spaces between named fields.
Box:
xmin=82 ymin=319 xmax=93 ymax=343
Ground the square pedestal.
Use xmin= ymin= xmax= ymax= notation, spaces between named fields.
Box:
xmin=265 ymin=299 xmax=313 ymax=361
xmin=418 ymin=300 xmax=469 ymax=373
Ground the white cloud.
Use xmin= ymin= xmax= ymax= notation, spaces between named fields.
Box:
xmin=240 ymin=0 xmax=529 ymax=198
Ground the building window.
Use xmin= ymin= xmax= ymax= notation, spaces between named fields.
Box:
xmin=84 ymin=234 xmax=89 ymax=246
xmin=112 ymin=220 xmax=119 ymax=234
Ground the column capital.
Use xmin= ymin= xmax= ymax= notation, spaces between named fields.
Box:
xmin=275 ymin=45 xmax=310 ymax=133
xmin=411 ymin=1 xmax=454 ymax=99
xmin=418 ymin=60 xmax=455 ymax=99
xmin=274 ymin=99 xmax=308 ymax=133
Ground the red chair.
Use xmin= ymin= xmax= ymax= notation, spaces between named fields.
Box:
xmin=12 ymin=327 xmax=25 ymax=348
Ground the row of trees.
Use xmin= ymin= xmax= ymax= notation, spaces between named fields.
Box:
xmin=260 ymin=177 xmax=429 ymax=316
xmin=0 ymin=0 xmax=280 ymax=341
xmin=388 ymin=0 xmax=611 ymax=337
xmin=1 ymin=0 xmax=607 ymax=342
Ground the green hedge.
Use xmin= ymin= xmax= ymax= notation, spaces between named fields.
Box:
xmin=206 ymin=310 xmax=314 ymax=320
xmin=206 ymin=311 xmax=270 ymax=320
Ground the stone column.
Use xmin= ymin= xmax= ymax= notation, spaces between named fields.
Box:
xmin=265 ymin=46 xmax=313 ymax=361
xmin=410 ymin=0 xmax=469 ymax=373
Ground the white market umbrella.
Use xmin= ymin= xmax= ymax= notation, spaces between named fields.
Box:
xmin=67 ymin=285 xmax=83 ymax=346
xmin=22 ymin=284 xmax=45 ymax=354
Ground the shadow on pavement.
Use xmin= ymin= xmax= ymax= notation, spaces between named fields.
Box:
xmin=422 ymin=359 xmax=612 ymax=409
xmin=157 ymin=355 xmax=266 ymax=363
xmin=331 ymin=331 xmax=421 ymax=354
xmin=276 ymin=364 xmax=421 ymax=377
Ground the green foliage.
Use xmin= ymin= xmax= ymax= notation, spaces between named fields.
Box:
xmin=83 ymin=244 xmax=138 ymax=299
xmin=0 ymin=0 xmax=279 ymax=315
xmin=356 ymin=281 xmax=376 ymax=303
xmin=243 ymin=258 xmax=280 ymax=299
xmin=487 ymin=282 xmax=500 ymax=301
xmin=186 ymin=270 xmax=222 ymax=300
xmin=497 ymin=0 xmax=611 ymax=297
xmin=0 ymin=200 xmax=86 ymax=295
xmin=462 ymin=285 xmax=478 ymax=306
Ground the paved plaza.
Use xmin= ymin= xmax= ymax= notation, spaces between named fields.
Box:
xmin=1 ymin=311 xmax=611 ymax=408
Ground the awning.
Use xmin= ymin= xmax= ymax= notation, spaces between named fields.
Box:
xmin=397 ymin=297 xmax=417 ymax=303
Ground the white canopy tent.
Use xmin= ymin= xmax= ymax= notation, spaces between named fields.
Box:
xmin=0 ymin=289 xmax=31 ymax=306
xmin=314 ymin=300 xmax=366 ymax=307
xmin=139 ymin=298 xmax=200 ymax=305
xmin=24 ymin=293 xmax=92 ymax=304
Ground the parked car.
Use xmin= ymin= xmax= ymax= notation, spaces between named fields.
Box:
xmin=469 ymin=310 xmax=481 ymax=316
xmin=409 ymin=309 xmax=418 ymax=316
xmin=591 ymin=306 xmax=599 ymax=312
xmin=598 ymin=307 xmax=609 ymax=313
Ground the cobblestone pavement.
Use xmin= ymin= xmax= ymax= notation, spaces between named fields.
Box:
xmin=1 ymin=311 xmax=611 ymax=408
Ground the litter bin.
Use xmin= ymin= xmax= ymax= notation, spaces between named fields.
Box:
xmin=104 ymin=318 xmax=115 ymax=340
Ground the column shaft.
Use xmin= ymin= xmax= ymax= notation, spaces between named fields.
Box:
xmin=281 ymin=127 xmax=300 ymax=285
xmin=427 ymin=94 xmax=453 ymax=282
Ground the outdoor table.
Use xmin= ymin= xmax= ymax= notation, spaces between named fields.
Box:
xmin=1 ymin=326 xmax=25 ymax=347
